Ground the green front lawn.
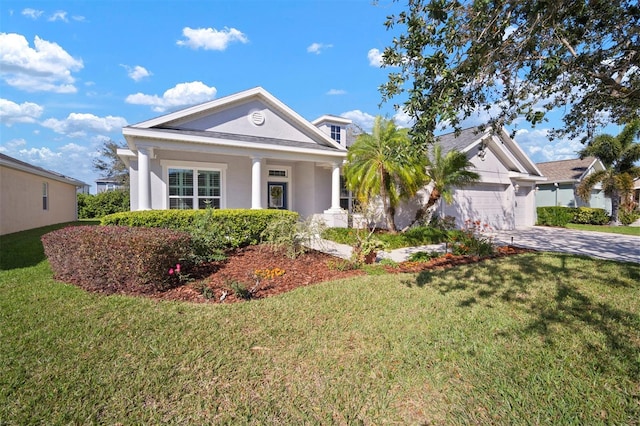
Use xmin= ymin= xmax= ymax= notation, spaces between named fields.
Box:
xmin=567 ymin=223 xmax=640 ymax=236
xmin=1 ymin=225 xmax=639 ymax=424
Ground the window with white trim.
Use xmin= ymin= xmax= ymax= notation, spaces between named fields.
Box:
xmin=168 ymin=168 xmax=221 ymax=209
xmin=330 ymin=125 xmax=341 ymax=143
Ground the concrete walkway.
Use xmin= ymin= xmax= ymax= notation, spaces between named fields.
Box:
xmin=308 ymin=226 xmax=640 ymax=264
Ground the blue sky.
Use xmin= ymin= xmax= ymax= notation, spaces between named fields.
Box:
xmin=0 ymin=0 xmax=606 ymax=192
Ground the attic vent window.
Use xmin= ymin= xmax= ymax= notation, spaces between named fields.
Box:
xmin=250 ymin=111 xmax=265 ymax=126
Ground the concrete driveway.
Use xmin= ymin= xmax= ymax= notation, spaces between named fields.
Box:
xmin=492 ymin=226 xmax=640 ymax=264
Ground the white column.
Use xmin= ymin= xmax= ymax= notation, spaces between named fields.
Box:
xmin=323 ymin=161 xmax=348 ymax=227
xmin=330 ymin=161 xmax=341 ymax=212
xmin=137 ymin=147 xmax=152 ymax=210
xmin=251 ymin=156 xmax=262 ymax=209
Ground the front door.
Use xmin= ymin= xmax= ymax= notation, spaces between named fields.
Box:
xmin=268 ymin=182 xmax=288 ymax=210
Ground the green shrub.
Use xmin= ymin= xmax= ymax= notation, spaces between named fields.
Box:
xmin=571 ymin=207 xmax=610 ymax=225
xmin=408 ymin=251 xmax=442 ymax=262
xmin=536 ymin=207 xmax=574 ymax=227
xmin=227 ymin=279 xmax=251 ymax=300
xmin=41 ymin=226 xmax=193 ymax=294
xmin=321 ymin=227 xmax=359 ymax=245
xmin=449 ymin=220 xmax=495 ymax=257
xmin=619 ymin=208 xmax=640 ymax=225
xmin=78 ymin=190 xmax=130 ymax=219
xmin=260 ymin=215 xmax=318 ymax=258
xmin=101 ymin=209 xmax=299 ymax=250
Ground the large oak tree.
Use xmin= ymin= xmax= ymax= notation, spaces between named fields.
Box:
xmin=380 ymin=0 xmax=639 ymax=146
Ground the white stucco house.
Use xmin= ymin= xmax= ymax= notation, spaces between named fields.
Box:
xmin=119 ymin=87 xmax=351 ymax=227
xmin=119 ymin=87 xmax=543 ymax=231
xmin=535 ymin=157 xmax=611 ymax=213
xmin=391 ymin=127 xmax=545 ymax=231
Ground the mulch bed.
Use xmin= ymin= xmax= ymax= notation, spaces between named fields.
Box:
xmin=150 ymin=244 xmax=532 ymax=304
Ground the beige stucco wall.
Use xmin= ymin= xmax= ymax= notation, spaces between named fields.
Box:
xmin=0 ymin=165 xmax=78 ymax=235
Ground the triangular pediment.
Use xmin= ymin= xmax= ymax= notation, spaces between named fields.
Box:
xmin=128 ymin=87 xmax=343 ymax=150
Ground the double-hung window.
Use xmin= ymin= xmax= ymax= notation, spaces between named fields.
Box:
xmin=168 ymin=168 xmax=221 ymax=209
xmin=330 ymin=125 xmax=341 ymax=143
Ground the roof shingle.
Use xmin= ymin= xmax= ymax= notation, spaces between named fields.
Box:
xmin=535 ymin=157 xmax=597 ymax=182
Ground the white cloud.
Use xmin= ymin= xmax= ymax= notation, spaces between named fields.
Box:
xmin=307 ymin=42 xmax=332 ymax=54
xmin=513 ymin=127 xmax=583 ymax=163
xmin=18 ymin=146 xmax=61 ymax=161
xmin=367 ymin=48 xmax=383 ymax=67
xmin=1 ymin=138 xmax=102 ymax=188
xmin=0 ymin=33 xmax=83 ymax=93
xmin=0 ymin=138 xmax=27 ymax=151
xmin=22 ymin=8 xmax=43 ymax=19
xmin=48 ymin=11 xmax=68 ymax=22
xmin=72 ymin=15 xmax=86 ymax=22
xmin=125 ymin=81 xmax=217 ymax=112
xmin=41 ymin=113 xmax=128 ymax=138
xmin=177 ymin=27 xmax=248 ymax=51
xmin=0 ymin=98 xmax=44 ymax=125
xmin=392 ymin=109 xmax=414 ymax=128
xmin=122 ymin=64 xmax=152 ymax=82
xmin=326 ymin=89 xmax=346 ymax=95
xmin=19 ymin=145 xmax=94 ymax=183
xmin=341 ymin=110 xmax=377 ymax=132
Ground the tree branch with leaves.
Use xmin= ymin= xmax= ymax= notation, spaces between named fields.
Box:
xmin=93 ymin=140 xmax=129 ymax=188
xmin=380 ymin=0 xmax=639 ymax=146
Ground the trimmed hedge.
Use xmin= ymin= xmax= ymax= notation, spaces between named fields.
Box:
xmin=42 ymin=226 xmax=193 ymax=294
xmin=537 ymin=206 xmax=610 ymax=227
xmin=77 ymin=190 xmax=130 ymax=219
xmin=571 ymin=207 xmax=610 ymax=225
xmin=101 ymin=209 xmax=299 ymax=249
xmin=537 ymin=207 xmax=575 ymax=227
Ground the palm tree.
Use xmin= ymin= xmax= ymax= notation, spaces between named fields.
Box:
xmin=577 ymin=120 xmax=640 ymax=225
xmin=409 ymin=143 xmax=480 ymax=227
xmin=343 ymin=116 xmax=427 ymax=233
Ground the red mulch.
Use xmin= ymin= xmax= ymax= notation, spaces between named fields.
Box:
xmin=147 ymin=245 xmax=531 ymax=304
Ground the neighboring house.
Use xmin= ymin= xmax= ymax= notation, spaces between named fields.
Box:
xmin=393 ymin=127 xmax=545 ymax=230
xmin=96 ymin=177 xmax=125 ymax=193
xmin=535 ymin=157 xmax=611 ymax=213
xmin=0 ymin=153 xmax=87 ymax=235
xmin=119 ymin=87 xmax=351 ymax=227
xmin=77 ymin=184 xmax=91 ymax=195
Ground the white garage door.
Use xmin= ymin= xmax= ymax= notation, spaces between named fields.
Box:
xmin=438 ymin=184 xmax=514 ymax=230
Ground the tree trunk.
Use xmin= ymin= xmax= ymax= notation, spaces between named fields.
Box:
xmin=401 ymin=188 xmax=442 ymax=232
xmin=610 ymin=188 xmax=621 ymax=226
xmin=380 ymin=170 xmax=397 ymax=233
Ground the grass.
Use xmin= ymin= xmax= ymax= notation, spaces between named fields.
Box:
xmin=1 ymin=224 xmax=639 ymax=424
xmin=322 ymin=225 xmax=450 ymax=249
xmin=567 ymin=223 xmax=640 ymax=236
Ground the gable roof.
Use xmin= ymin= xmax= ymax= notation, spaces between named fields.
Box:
xmin=536 ymin=157 xmax=601 ymax=183
xmin=0 ymin=153 xmax=87 ymax=187
xmin=124 ymin=87 xmax=345 ymax=152
xmin=434 ymin=126 xmax=544 ymax=179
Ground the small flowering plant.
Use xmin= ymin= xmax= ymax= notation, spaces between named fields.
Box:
xmin=167 ymin=262 xmax=191 ymax=283
xmin=254 ymin=267 xmax=286 ymax=280
xmin=449 ymin=220 xmax=495 ymax=256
